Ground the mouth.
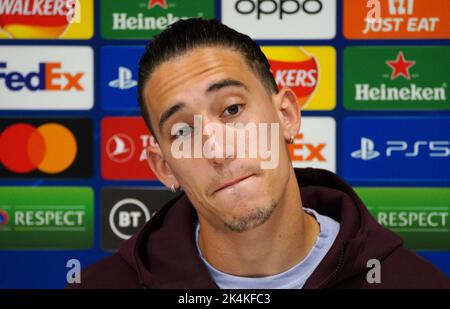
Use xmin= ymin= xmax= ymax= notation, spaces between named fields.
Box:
xmin=213 ymin=174 xmax=255 ymax=194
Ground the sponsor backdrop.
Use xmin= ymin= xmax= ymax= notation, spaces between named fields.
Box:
xmin=0 ymin=0 xmax=449 ymax=288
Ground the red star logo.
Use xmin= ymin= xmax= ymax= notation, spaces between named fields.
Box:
xmin=148 ymin=0 xmax=167 ymax=9
xmin=386 ymin=51 xmax=416 ymax=80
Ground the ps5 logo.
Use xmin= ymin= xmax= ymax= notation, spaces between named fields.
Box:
xmin=108 ymin=66 xmax=137 ymax=90
xmin=352 ymin=137 xmax=450 ymax=160
xmin=351 ymin=137 xmax=381 ymax=160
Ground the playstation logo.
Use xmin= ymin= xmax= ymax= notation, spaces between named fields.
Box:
xmin=351 ymin=137 xmax=380 ymax=161
xmin=108 ymin=66 xmax=137 ymax=90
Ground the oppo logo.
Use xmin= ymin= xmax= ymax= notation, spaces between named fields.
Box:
xmin=235 ymin=0 xmax=323 ymax=19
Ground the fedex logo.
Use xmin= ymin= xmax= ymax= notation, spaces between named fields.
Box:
xmin=289 ymin=133 xmax=325 ymax=161
xmin=289 ymin=117 xmax=335 ymax=172
xmin=0 ymin=62 xmax=84 ymax=91
xmin=0 ymin=46 xmax=93 ymax=110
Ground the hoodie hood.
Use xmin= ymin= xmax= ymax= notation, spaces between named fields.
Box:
xmin=118 ymin=168 xmax=404 ymax=289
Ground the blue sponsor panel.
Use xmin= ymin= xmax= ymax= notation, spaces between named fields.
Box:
xmin=342 ymin=117 xmax=450 ymax=182
xmin=100 ymin=46 xmax=145 ymax=110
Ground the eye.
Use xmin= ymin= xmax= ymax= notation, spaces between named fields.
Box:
xmin=172 ymin=125 xmax=192 ymax=140
xmin=222 ymin=104 xmax=244 ymax=117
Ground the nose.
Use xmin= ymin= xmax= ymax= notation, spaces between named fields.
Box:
xmin=201 ymin=118 xmax=235 ymax=166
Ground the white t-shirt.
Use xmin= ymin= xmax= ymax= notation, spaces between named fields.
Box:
xmin=194 ymin=208 xmax=340 ymax=289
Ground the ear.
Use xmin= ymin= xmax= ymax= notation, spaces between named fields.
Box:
xmin=272 ymin=87 xmax=301 ymax=142
xmin=146 ymin=143 xmax=180 ymax=190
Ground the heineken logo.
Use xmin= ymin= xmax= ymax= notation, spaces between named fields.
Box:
xmin=355 ymin=84 xmax=446 ymax=102
xmin=148 ymin=0 xmax=167 ymax=9
xmin=344 ymin=47 xmax=450 ymax=110
xmin=101 ymin=0 xmax=214 ymax=39
xmin=386 ymin=51 xmax=415 ymax=80
xmin=112 ymin=12 xmax=189 ymax=31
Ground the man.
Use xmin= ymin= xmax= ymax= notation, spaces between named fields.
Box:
xmin=70 ymin=19 xmax=449 ymax=289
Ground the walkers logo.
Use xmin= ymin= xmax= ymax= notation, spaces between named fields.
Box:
xmin=261 ymin=46 xmax=336 ymax=110
xmin=342 ymin=117 xmax=450 ymax=182
xmin=100 ymin=46 xmax=145 ymax=110
xmin=221 ymin=0 xmax=336 ymax=39
xmin=344 ymin=0 xmax=450 ymax=39
xmin=102 ymin=117 xmax=158 ymax=180
xmin=0 ymin=0 xmax=93 ymax=39
xmin=0 ymin=46 xmax=93 ymax=110
xmin=344 ymin=47 xmax=450 ymax=110
xmin=0 ymin=118 xmax=92 ymax=178
xmin=355 ymin=188 xmax=450 ymax=250
xmin=101 ymin=187 xmax=180 ymax=251
xmin=0 ymin=187 xmax=93 ymax=249
xmin=288 ymin=117 xmax=335 ymax=172
xmin=100 ymin=0 xmax=214 ymax=39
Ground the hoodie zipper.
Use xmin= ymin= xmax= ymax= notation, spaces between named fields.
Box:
xmin=317 ymin=240 xmax=348 ymax=289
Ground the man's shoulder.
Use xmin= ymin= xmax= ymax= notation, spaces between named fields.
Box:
xmin=379 ymin=247 xmax=449 ymax=288
xmin=66 ymin=253 xmax=141 ymax=289
xmin=348 ymin=247 xmax=450 ymax=289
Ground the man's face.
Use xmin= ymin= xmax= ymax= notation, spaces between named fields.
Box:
xmin=144 ymin=47 xmax=298 ymax=232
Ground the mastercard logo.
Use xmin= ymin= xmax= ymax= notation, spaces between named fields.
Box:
xmin=0 ymin=123 xmax=77 ymax=174
xmin=262 ymin=47 xmax=319 ymax=109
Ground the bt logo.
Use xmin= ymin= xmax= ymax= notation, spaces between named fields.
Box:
xmin=352 ymin=137 xmax=450 ymax=161
xmin=109 ymin=198 xmax=152 ymax=240
xmin=0 ymin=62 xmax=84 ymax=91
xmin=235 ymin=0 xmax=323 ymax=20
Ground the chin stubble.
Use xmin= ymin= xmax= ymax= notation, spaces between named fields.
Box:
xmin=224 ymin=198 xmax=278 ymax=233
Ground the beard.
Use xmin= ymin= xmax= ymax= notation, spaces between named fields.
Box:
xmin=223 ymin=198 xmax=278 ymax=233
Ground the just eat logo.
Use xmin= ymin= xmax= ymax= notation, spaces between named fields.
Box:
xmin=0 ymin=62 xmax=84 ymax=91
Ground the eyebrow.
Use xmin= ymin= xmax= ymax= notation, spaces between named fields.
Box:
xmin=206 ymin=78 xmax=248 ymax=94
xmin=158 ymin=102 xmax=186 ymax=132
xmin=158 ymin=79 xmax=248 ymax=133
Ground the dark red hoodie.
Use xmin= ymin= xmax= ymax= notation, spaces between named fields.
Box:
xmin=69 ymin=168 xmax=450 ymax=289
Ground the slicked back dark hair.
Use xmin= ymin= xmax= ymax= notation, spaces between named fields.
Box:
xmin=137 ymin=18 xmax=278 ymax=141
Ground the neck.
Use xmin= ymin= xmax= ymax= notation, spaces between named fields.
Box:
xmin=198 ymin=168 xmax=320 ymax=277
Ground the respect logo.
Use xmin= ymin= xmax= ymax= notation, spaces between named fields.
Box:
xmin=0 ymin=0 xmax=94 ymax=39
xmin=355 ymin=187 xmax=450 ymax=250
xmin=0 ymin=187 xmax=94 ymax=250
